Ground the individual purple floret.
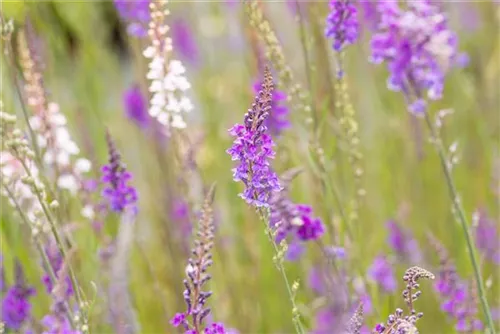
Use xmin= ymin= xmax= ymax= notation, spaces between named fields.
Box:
xmin=171 ymin=18 xmax=199 ymax=65
xmin=325 ymin=0 xmax=359 ymax=51
xmin=252 ymin=80 xmax=290 ymax=137
xmin=368 ymin=255 xmax=397 ymax=293
xmin=1 ymin=261 xmax=36 ymax=331
xmin=474 ymin=210 xmax=500 ymax=265
xmin=227 ymin=67 xmax=281 ymax=208
xmin=114 ymin=0 xmax=150 ymax=37
xmin=101 ymin=131 xmax=138 ymax=214
xmin=369 ymin=0 xmax=464 ymax=113
xmin=123 ymin=85 xmax=150 ymax=129
xmin=386 ymin=220 xmax=422 ymax=264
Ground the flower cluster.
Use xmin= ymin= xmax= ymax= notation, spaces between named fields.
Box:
xmin=431 ymin=235 xmax=483 ymax=332
xmin=101 ymin=132 xmax=138 ymax=214
xmin=227 ymin=67 xmax=281 ymax=207
xmin=171 ymin=186 xmax=229 ymax=333
xmin=386 ymin=220 xmax=422 ymax=264
xmin=1 ymin=262 xmax=36 ymax=331
xmin=252 ymin=80 xmax=290 ymax=137
xmin=325 ymin=0 xmax=359 ymax=51
xmin=144 ymin=0 xmax=193 ymax=133
xmin=370 ymin=0 xmax=464 ymax=113
xmin=18 ymin=30 xmax=91 ymax=194
xmin=374 ymin=266 xmax=434 ymax=333
xmin=368 ymin=255 xmax=397 ymax=293
xmin=268 ymin=170 xmax=324 ymax=260
xmin=114 ymin=0 xmax=150 ymax=37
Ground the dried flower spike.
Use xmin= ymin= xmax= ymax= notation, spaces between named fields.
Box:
xmin=171 ymin=184 xmax=229 ymax=333
xmin=346 ymin=303 xmax=364 ymax=334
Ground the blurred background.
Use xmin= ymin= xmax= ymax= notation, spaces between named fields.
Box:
xmin=1 ymin=1 xmax=499 ymax=333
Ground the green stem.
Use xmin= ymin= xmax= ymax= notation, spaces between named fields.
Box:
xmin=423 ymin=112 xmax=495 ymax=334
xmin=258 ymin=209 xmax=305 ymax=334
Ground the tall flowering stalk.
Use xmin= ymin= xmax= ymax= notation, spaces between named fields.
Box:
xmin=144 ymin=0 xmax=193 ymax=134
xmin=17 ymin=29 xmax=91 ymax=195
xmin=171 ymin=185 xmax=228 ymax=333
xmin=227 ymin=67 xmax=281 ymax=207
xmin=227 ymin=68 xmax=303 ymax=333
xmin=325 ymin=0 xmax=364 ymax=243
xmin=370 ymin=2 xmax=494 ymax=330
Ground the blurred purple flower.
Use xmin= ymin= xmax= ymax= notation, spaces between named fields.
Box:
xmin=296 ymin=204 xmax=325 ymax=241
xmin=42 ymin=315 xmax=81 ymax=334
xmin=227 ymin=68 xmax=281 ymax=207
xmin=1 ymin=262 xmax=35 ymax=331
xmin=325 ymin=0 xmax=359 ymax=51
xmin=368 ymin=255 xmax=397 ymax=293
xmin=386 ymin=220 xmax=422 ymax=264
xmin=101 ymin=132 xmax=138 ymax=214
xmin=42 ymin=241 xmax=73 ymax=298
xmin=124 ymin=86 xmax=149 ymax=129
xmin=474 ymin=210 xmax=500 ymax=264
xmin=114 ymin=0 xmax=150 ymax=37
xmin=171 ymin=18 xmax=199 ymax=65
xmin=370 ymin=0 xmax=464 ymax=113
xmin=285 ymin=241 xmax=304 ymax=261
xmin=432 ymin=235 xmax=484 ymax=331
xmin=252 ymin=80 xmax=290 ymax=137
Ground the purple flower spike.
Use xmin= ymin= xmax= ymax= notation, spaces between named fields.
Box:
xmin=171 ymin=18 xmax=199 ymax=65
xmin=1 ymin=262 xmax=36 ymax=331
xmin=325 ymin=0 xmax=359 ymax=51
xmin=114 ymin=0 xmax=150 ymax=37
xmin=124 ymin=85 xmax=149 ymax=129
xmin=101 ymin=131 xmax=138 ymax=214
xmin=227 ymin=67 xmax=281 ymax=208
xmin=252 ymin=80 xmax=290 ymax=137
xmin=368 ymin=255 xmax=397 ymax=293
xmin=370 ymin=0 xmax=464 ymax=113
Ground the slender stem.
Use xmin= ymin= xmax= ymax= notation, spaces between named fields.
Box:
xmin=258 ymin=209 xmax=304 ymax=334
xmin=423 ymin=112 xmax=495 ymax=334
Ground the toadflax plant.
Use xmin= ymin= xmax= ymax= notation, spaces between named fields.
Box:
xmin=170 ymin=184 xmax=229 ymax=333
xmin=227 ymin=66 xmax=281 ymax=207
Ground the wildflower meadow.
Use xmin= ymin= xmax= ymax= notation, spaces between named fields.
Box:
xmin=1 ymin=1 xmax=499 ymax=333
